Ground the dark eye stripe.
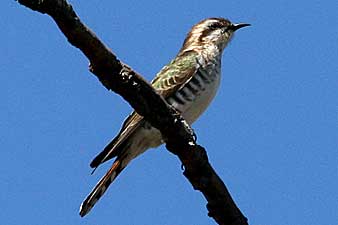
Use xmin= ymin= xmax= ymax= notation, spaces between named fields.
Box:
xmin=208 ymin=22 xmax=223 ymax=30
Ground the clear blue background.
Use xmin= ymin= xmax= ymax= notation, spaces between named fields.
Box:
xmin=1 ymin=0 xmax=337 ymax=224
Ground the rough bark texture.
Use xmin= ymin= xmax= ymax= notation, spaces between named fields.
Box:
xmin=17 ymin=0 xmax=248 ymax=224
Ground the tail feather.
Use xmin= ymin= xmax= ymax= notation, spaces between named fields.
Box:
xmin=90 ymin=137 xmax=128 ymax=169
xmin=79 ymin=158 xmax=125 ymax=217
xmin=89 ymin=112 xmax=144 ymax=169
xmin=80 ymin=115 xmax=154 ymax=216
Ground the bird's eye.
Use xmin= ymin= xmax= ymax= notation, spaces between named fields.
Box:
xmin=208 ymin=23 xmax=222 ymax=30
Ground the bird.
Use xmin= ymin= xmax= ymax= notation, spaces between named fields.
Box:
xmin=79 ymin=17 xmax=250 ymax=217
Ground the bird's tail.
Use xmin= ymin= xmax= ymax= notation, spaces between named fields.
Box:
xmin=79 ymin=156 xmax=128 ymax=217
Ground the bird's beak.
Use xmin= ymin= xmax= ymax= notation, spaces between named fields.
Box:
xmin=231 ymin=23 xmax=251 ymax=31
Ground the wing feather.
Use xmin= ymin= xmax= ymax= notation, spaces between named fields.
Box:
xmin=151 ymin=50 xmax=200 ymax=97
xmin=90 ymin=50 xmax=200 ymax=168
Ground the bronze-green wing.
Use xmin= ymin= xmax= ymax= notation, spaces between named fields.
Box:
xmin=90 ymin=50 xmax=200 ymax=169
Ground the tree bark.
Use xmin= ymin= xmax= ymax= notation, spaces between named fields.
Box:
xmin=17 ymin=0 xmax=248 ymax=224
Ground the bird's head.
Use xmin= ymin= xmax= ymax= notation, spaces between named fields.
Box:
xmin=181 ymin=18 xmax=250 ymax=53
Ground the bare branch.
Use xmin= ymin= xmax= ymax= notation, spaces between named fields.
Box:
xmin=17 ymin=0 xmax=248 ymax=224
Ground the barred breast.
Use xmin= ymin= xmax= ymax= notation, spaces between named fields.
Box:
xmin=167 ymin=59 xmax=221 ymax=124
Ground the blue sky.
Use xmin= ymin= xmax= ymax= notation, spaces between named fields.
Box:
xmin=1 ymin=0 xmax=337 ymax=224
